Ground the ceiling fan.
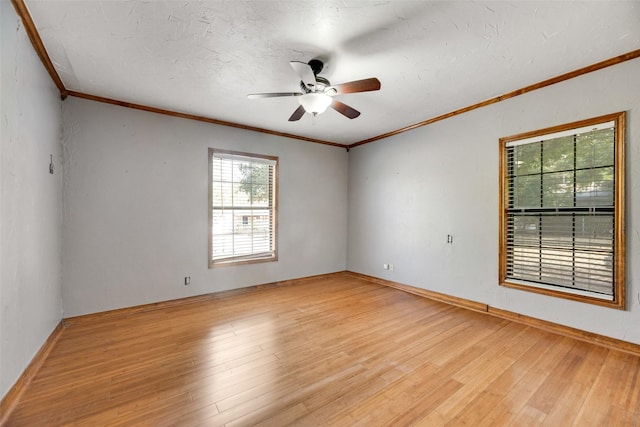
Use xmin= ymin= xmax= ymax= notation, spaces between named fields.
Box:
xmin=247 ymin=59 xmax=381 ymax=121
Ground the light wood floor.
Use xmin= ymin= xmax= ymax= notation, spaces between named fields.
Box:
xmin=5 ymin=273 xmax=640 ymax=426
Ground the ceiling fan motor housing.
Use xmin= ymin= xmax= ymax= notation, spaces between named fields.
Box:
xmin=308 ymin=59 xmax=324 ymax=75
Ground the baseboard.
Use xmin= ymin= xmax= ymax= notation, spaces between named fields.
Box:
xmin=347 ymin=271 xmax=640 ymax=357
xmin=486 ymin=306 xmax=640 ymax=356
xmin=345 ymin=271 xmax=488 ymax=313
xmin=64 ymin=271 xmax=346 ymax=326
xmin=0 ymin=320 xmax=65 ymax=426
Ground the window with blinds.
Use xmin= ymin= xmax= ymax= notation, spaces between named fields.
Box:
xmin=209 ymin=149 xmax=278 ymax=267
xmin=499 ymin=112 xmax=625 ymax=308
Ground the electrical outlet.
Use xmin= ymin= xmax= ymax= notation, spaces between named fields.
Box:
xmin=389 ymin=264 xmax=394 ymax=271
xmin=184 ymin=276 xmax=190 ymax=286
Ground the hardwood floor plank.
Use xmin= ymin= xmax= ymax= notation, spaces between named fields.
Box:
xmin=475 ymin=335 xmax=576 ymax=426
xmin=5 ymin=273 xmax=640 ymax=426
xmin=574 ymin=349 xmax=635 ymax=426
xmin=383 ymin=373 xmax=463 ymax=425
xmin=606 ymin=404 xmax=639 ymax=427
xmin=541 ymin=344 xmax=609 ymax=425
xmin=525 ymin=340 xmax=588 ymax=414
xmin=446 ymin=327 xmax=547 ymax=425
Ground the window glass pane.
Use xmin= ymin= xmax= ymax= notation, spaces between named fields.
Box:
xmin=543 ymin=136 xmax=574 ymax=173
xmin=576 ymin=261 xmax=612 ymax=295
xmin=252 ymin=210 xmax=271 ymax=230
xmin=218 ymin=160 xmax=233 ymax=182
xmin=574 ymin=215 xmax=613 ymax=250
xmin=212 ymin=181 xmax=232 ymax=207
xmin=250 ymin=163 xmax=271 ymax=184
xmin=507 ymin=244 xmax=540 ymax=282
xmin=212 ymin=210 xmax=234 ymax=258
xmin=211 ymin=181 xmax=222 ymax=207
xmin=513 ymin=175 xmax=541 ymax=207
xmin=575 ymin=167 xmax=613 ymax=207
xmin=232 ymin=182 xmax=251 ymax=207
xmin=250 ymin=184 xmax=270 ymax=207
xmin=514 ymin=142 xmax=540 ymax=175
xmin=576 ymin=128 xmax=614 ymax=169
xmin=540 ymin=215 xmax=573 ymax=249
xmin=542 ymin=171 xmax=573 ymax=207
xmin=509 ymin=214 xmax=538 ymax=244
xmin=538 ymin=247 xmax=574 ymax=287
xmin=212 ymin=157 xmax=223 ymax=181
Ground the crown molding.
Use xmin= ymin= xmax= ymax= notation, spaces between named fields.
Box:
xmin=11 ymin=1 xmax=640 ymax=150
xmin=348 ymin=48 xmax=640 ymax=149
xmin=10 ymin=0 xmax=67 ymax=99
xmin=65 ymin=91 xmax=344 ymax=148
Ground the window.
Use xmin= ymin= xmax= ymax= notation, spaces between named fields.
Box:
xmin=209 ymin=149 xmax=278 ymax=267
xmin=499 ymin=112 xmax=625 ymax=308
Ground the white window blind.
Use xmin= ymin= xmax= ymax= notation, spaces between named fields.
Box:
xmin=504 ymin=122 xmax=616 ymax=300
xmin=209 ymin=149 xmax=277 ymax=266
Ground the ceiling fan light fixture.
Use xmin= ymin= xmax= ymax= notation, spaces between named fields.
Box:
xmin=298 ymin=92 xmax=332 ymax=115
xmin=249 ymin=60 xmax=380 ymax=121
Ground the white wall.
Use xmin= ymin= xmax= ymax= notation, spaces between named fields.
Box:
xmin=348 ymin=58 xmax=640 ymax=344
xmin=0 ymin=2 xmax=63 ymax=400
xmin=62 ymin=98 xmax=348 ymax=317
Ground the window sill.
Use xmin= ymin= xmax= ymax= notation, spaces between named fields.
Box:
xmin=499 ymin=279 xmax=624 ymax=310
xmin=209 ymin=254 xmax=278 ymax=268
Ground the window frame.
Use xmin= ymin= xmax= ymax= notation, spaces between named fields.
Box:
xmin=208 ymin=148 xmax=278 ymax=268
xmin=498 ymin=112 xmax=626 ymax=309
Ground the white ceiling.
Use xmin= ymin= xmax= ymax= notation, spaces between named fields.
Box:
xmin=25 ymin=1 xmax=640 ymax=146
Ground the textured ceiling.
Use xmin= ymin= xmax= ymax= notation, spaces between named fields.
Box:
xmin=24 ymin=1 xmax=640 ymax=145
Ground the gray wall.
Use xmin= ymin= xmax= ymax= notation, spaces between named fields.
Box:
xmin=1 ymin=2 xmax=64 ymax=400
xmin=347 ymin=58 xmax=640 ymax=344
xmin=61 ymin=98 xmax=348 ymax=317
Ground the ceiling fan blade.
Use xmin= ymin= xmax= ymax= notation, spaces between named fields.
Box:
xmin=248 ymin=92 xmax=303 ymax=99
xmin=331 ymin=100 xmax=361 ymax=119
xmin=331 ymin=78 xmax=381 ymax=95
xmin=290 ymin=61 xmax=317 ymax=89
xmin=288 ymin=105 xmax=306 ymax=122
